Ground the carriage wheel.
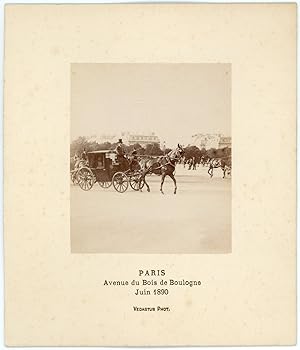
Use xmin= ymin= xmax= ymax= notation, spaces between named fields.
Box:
xmin=71 ymin=170 xmax=78 ymax=185
xmin=98 ymin=180 xmax=112 ymax=188
xmin=77 ymin=167 xmax=94 ymax=191
xmin=129 ymin=174 xmax=144 ymax=191
xmin=112 ymin=172 xmax=129 ymax=193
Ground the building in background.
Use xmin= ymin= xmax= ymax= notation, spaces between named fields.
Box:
xmin=218 ymin=136 xmax=231 ymax=149
xmin=191 ymin=133 xmax=220 ymax=149
xmin=190 ymin=133 xmax=231 ymax=149
xmin=87 ymin=131 xmax=160 ymax=147
xmin=122 ymin=131 xmax=160 ymax=147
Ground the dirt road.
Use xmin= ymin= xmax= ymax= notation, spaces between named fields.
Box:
xmin=71 ymin=165 xmax=231 ymax=254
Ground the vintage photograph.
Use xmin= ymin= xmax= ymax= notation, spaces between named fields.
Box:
xmin=70 ymin=63 xmax=231 ymax=253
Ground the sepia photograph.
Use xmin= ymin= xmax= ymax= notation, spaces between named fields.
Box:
xmin=4 ymin=3 xmax=296 ymax=346
xmin=70 ymin=63 xmax=231 ymax=253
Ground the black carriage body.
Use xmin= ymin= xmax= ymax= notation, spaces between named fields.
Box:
xmin=74 ymin=150 xmax=143 ymax=192
xmin=87 ymin=150 xmax=120 ymax=182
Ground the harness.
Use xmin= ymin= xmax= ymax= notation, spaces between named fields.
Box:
xmin=140 ymin=148 xmax=182 ymax=173
xmin=153 ymin=153 xmax=179 ymax=171
xmin=165 ymin=155 xmax=176 ymax=168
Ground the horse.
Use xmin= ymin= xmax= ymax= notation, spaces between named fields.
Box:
xmin=208 ymin=156 xmax=231 ymax=178
xmin=200 ymin=155 xmax=211 ymax=167
xmin=138 ymin=144 xmax=184 ymax=194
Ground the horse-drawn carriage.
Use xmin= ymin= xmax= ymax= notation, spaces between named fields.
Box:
xmin=71 ymin=150 xmax=143 ymax=193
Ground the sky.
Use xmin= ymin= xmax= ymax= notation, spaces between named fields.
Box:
xmin=71 ymin=63 xmax=231 ymax=148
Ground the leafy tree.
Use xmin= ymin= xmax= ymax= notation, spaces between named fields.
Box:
xmin=206 ymin=148 xmax=217 ymax=158
xmin=184 ymin=145 xmax=202 ymax=162
xmin=71 ymin=139 xmax=165 ymax=158
xmin=98 ymin=142 xmax=112 ymax=150
xmin=224 ymin=147 xmax=231 ymax=156
xmin=125 ymin=143 xmax=145 ymax=154
xmin=144 ymin=143 xmax=163 ymax=156
xmin=206 ymin=147 xmax=231 ymax=159
xmin=70 ymin=136 xmax=89 ymax=157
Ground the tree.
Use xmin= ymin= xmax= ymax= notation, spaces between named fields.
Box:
xmin=183 ymin=145 xmax=202 ymax=162
xmin=206 ymin=147 xmax=231 ymax=159
xmin=145 ymin=143 xmax=163 ymax=156
xmin=125 ymin=143 xmax=144 ymax=154
xmin=70 ymin=136 xmax=89 ymax=157
xmin=132 ymin=143 xmax=144 ymax=153
xmin=70 ymin=138 xmax=159 ymax=158
xmin=206 ymin=148 xmax=217 ymax=158
xmin=98 ymin=142 xmax=112 ymax=150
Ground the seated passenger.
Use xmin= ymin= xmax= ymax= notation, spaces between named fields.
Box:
xmin=97 ymin=159 xmax=104 ymax=169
